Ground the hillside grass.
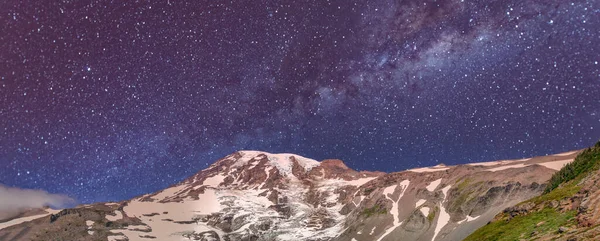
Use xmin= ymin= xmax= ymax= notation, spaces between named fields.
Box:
xmin=545 ymin=142 xmax=600 ymax=193
xmin=361 ymin=204 xmax=387 ymax=217
xmin=464 ymin=208 xmax=576 ymax=241
xmin=466 ymin=141 xmax=600 ymax=240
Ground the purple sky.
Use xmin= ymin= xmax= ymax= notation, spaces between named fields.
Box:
xmin=1 ymin=0 xmax=599 ymax=203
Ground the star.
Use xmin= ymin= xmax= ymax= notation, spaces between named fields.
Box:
xmin=0 ymin=0 xmax=598 ymax=204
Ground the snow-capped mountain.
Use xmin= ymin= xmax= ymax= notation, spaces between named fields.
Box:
xmin=0 ymin=150 xmax=580 ymax=241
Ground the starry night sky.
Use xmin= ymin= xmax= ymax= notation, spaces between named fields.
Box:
xmin=1 ymin=0 xmax=599 ymax=204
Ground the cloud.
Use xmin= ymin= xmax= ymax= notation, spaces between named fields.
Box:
xmin=0 ymin=184 xmax=74 ymax=219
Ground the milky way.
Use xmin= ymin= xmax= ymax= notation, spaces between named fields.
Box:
xmin=1 ymin=0 xmax=599 ymax=203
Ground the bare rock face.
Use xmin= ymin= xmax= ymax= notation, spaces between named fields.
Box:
xmin=0 ymin=150 xmax=577 ymax=241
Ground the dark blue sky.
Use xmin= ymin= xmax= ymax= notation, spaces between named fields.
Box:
xmin=1 ymin=0 xmax=599 ymax=204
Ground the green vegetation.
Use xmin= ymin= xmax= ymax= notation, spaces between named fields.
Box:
xmin=545 ymin=142 xmax=600 ymax=193
xmin=467 ymin=141 xmax=600 ymax=240
xmin=529 ymin=182 xmax=581 ymax=205
xmin=361 ymin=204 xmax=387 ymax=217
xmin=448 ymin=179 xmax=484 ymax=213
xmin=464 ymin=208 xmax=576 ymax=241
xmin=455 ymin=177 xmax=473 ymax=191
xmin=427 ymin=206 xmax=438 ymax=222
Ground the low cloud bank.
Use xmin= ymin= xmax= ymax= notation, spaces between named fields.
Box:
xmin=0 ymin=184 xmax=74 ymax=220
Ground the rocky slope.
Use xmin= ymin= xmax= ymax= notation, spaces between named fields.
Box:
xmin=0 ymin=150 xmax=579 ymax=241
xmin=466 ymin=142 xmax=600 ymax=241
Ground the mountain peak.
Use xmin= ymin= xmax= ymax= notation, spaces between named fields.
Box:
xmin=0 ymin=148 xmax=583 ymax=241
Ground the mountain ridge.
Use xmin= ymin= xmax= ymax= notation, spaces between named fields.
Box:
xmin=0 ymin=149 xmax=582 ymax=241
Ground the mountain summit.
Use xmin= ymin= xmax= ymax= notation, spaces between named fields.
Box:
xmin=0 ymin=150 xmax=580 ymax=241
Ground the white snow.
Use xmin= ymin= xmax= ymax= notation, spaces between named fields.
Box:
xmin=457 ymin=215 xmax=480 ymax=224
xmin=377 ymin=180 xmax=410 ymax=241
xmin=352 ymin=189 xmax=365 ymax=206
xmin=101 ymin=150 xmax=378 ymax=241
xmin=407 ymin=166 xmax=449 ymax=173
xmin=259 ymin=166 xmax=274 ymax=189
xmin=120 ymin=188 xmax=232 ymax=241
xmin=554 ymin=151 xmax=578 ymax=156
xmin=467 ymin=158 xmax=530 ymax=167
xmin=150 ymin=184 xmax=188 ymax=200
xmin=0 ymin=209 xmax=61 ymax=231
xmin=202 ymin=173 xmax=226 ymax=187
xmin=85 ymin=220 xmax=95 ymax=235
xmin=486 ymin=163 xmax=529 ymax=172
xmin=432 ymin=185 xmax=452 ymax=241
xmin=426 ymin=178 xmax=442 ymax=192
xmin=537 ymin=159 xmax=573 ymax=171
xmin=370 ymin=226 xmax=376 ymax=235
xmin=345 ymin=177 xmax=377 ymax=187
xmin=236 ymin=151 xmax=320 ymax=175
xmin=486 ymin=158 xmax=574 ymax=172
xmin=466 ymin=215 xmax=480 ymax=222
xmin=352 ymin=238 xmax=358 ymax=241
xmin=416 ymin=199 xmax=426 ymax=208
xmin=382 ymin=185 xmax=397 ymax=197
xmin=107 ymin=234 xmax=128 ymax=241
xmin=106 ymin=210 xmax=123 ymax=221
xmin=420 ymin=207 xmax=430 ymax=217
xmin=321 ymin=177 xmax=377 ymax=189
xmin=125 ymin=189 xmax=221 ymax=221
xmin=125 ymin=224 xmax=152 ymax=231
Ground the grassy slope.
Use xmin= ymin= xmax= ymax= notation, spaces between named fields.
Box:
xmin=465 ymin=208 xmax=576 ymax=241
xmin=465 ymin=142 xmax=600 ymax=241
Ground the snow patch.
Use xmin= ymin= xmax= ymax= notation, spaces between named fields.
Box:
xmin=107 ymin=235 xmax=127 ymax=241
xmin=416 ymin=199 xmax=426 ymax=208
xmin=426 ymin=178 xmax=442 ymax=192
xmin=236 ymin=151 xmax=320 ymax=175
xmin=486 ymin=158 xmax=574 ymax=172
xmin=202 ymin=174 xmax=226 ymax=187
xmin=421 ymin=207 xmax=430 ymax=217
xmin=124 ymin=189 xmax=221 ymax=221
xmin=537 ymin=159 xmax=573 ymax=171
xmin=468 ymin=158 xmax=530 ymax=167
xmin=85 ymin=220 xmax=94 ymax=235
xmin=457 ymin=215 xmax=480 ymax=224
xmin=0 ymin=209 xmax=60 ymax=231
xmin=407 ymin=166 xmax=449 ymax=173
xmin=486 ymin=163 xmax=529 ymax=172
xmin=106 ymin=210 xmax=123 ymax=221
xmin=382 ymin=185 xmax=397 ymax=196
xmin=150 ymin=184 xmax=188 ymax=200
xmin=370 ymin=226 xmax=376 ymax=235
xmin=352 ymin=190 xmax=365 ymax=206
xmin=432 ymin=185 xmax=452 ymax=241
xmin=554 ymin=151 xmax=578 ymax=156
xmin=377 ymin=180 xmax=410 ymax=241
xmin=345 ymin=177 xmax=377 ymax=187
xmin=259 ymin=166 xmax=274 ymax=189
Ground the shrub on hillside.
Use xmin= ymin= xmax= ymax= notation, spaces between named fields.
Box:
xmin=544 ymin=141 xmax=600 ymax=194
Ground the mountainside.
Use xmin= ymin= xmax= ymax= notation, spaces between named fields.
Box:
xmin=466 ymin=142 xmax=600 ymax=241
xmin=0 ymin=150 xmax=580 ymax=241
